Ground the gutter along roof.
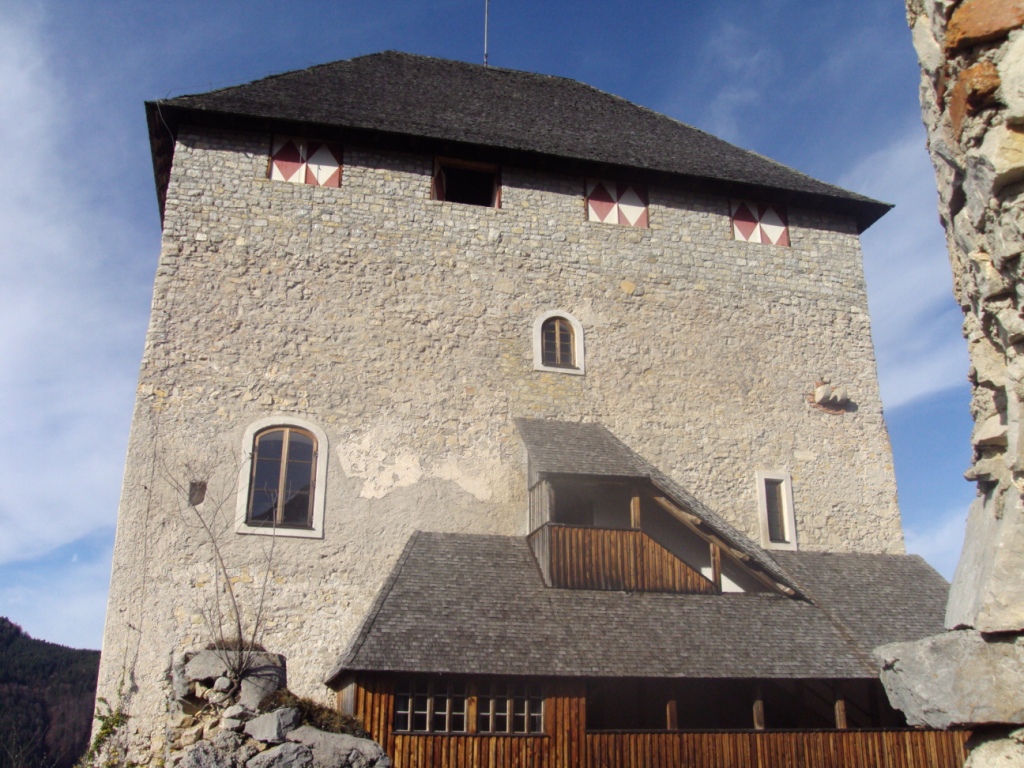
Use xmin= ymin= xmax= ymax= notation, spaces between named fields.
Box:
xmin=146 ymin=51 xmax=890 ymax=230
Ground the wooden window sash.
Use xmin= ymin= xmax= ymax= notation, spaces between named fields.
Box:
xmin=247 ymin=427 xmax=317 ymax=528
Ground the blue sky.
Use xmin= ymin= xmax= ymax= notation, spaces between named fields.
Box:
xmin=0 ymin=0 xmax=974 ymax=650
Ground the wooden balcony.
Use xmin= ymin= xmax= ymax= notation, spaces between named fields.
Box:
xmin=527 ymin=523 xmax=716 ymax=594
xmin=585 ymin=729 xmax=970 ymax=768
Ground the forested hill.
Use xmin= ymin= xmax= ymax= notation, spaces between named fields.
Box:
xmin=0 ymin=617 xmax=100 ymax=768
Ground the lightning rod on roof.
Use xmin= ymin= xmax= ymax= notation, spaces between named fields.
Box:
xmin=484 ymin=0 xmax=490 ymax=66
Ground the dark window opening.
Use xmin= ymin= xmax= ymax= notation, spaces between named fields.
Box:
xmin=550 ymin=478 xmax=633 ymax=529
xmin=541 ymin=317 xmax=575 ymax=368
xmin=585 ymin=678 xmax=907 ymax=731
xmin=433 ymin=160 xmax=499 ymax=207
xmin=247 ymin=426 xmax=316 ymax=529
xmin=764 ymin=479 xmax=787 ymax=543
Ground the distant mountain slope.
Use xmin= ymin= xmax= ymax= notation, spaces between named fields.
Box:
xmin=0 ymin=617 xmax=100 ymax=768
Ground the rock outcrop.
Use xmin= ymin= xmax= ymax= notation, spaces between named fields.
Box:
xmin=893 ymin=1 xmax=1024 ymax=763
xmin=167 ymin=652 xmax=390 ymax=768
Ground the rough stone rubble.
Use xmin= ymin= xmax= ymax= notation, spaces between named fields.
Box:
xmin=880 ymin=1 xmax=1024 ymax=764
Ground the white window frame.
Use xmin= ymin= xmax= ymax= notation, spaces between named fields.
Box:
xmin=532 ymin=310 xmax=585 ymax=375
xmin=235 ymin=415 xmax=329 ymax=539
xmin=755 ymin=470 xmax=797 ymax=550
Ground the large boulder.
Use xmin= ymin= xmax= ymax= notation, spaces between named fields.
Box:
xmin=244 ymin=708 xmax=302 ymax=744
xmin=877 ymin=630 xmax=1024 ymax=728
xmin=287 ymin=725 xmax=391 ymax=768
xmin=246 ymin=742 xmax=314 ymax=768
xmin=176 ymin=650 xmax=287 ymax=710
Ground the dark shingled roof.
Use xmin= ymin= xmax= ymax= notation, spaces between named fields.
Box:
xmin=770 ymin=550 xmax=949 ymax=651
xmin=515 ymin=418 xmax=796 ymax=592
xmin=327 ymin=533 xmax=946 ymax=684
xmin=148 ymin=52 xmax=889 ymax=231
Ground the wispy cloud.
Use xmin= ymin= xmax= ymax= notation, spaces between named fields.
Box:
xmin=840 ymin=126 xmax=969 ymax=410
xmin=904 ymin=504 xmax=968 ymax=581
xmin=0 ymin=528 xmax=113 ymax=649
xmin=0 ymin=8 xmax=149 ymax=566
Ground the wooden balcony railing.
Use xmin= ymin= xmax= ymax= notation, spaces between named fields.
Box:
xmin=584 ymin=729 xmax=970 ymax=768
xmin=527 ymin=524 xmax=716 ymax=594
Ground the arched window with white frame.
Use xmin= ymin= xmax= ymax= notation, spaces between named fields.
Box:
xmin=533 ymin=311 xmax=585 ymax=375
xmin=235 ymin=416 xmax=329 ymax=538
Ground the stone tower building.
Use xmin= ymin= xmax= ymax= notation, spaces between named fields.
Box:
xmin=98 ymin=53 xmax=956 ymax=765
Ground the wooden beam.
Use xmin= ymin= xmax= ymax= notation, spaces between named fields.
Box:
xmin=653 ymin=495 xmax=795 ymax=596
xmin=711 ymin=543 xmax=722 ymax=592
xmin=753 ymin=685 xmax=765 ymax=731
xmin=666 ymin=699 xmax=678 ymax=731
xmin=630 ymin=488 xmax=642 ymax=529
xmin=835 ymin=697 xmax=848 ymax=730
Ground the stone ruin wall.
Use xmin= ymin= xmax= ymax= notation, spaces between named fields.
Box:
xmin=98 ymin=125 xmax=904 ymax=759
xmin=880 ymin=1 xmax=1024 ymax=764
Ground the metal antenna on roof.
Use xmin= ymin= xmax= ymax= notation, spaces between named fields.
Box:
xmin=484 ymin=0 xmax=490 ymax=66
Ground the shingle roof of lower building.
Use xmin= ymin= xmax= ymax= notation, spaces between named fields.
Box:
xmin=149 ymin=51 xmax=889 ymax=231
xmin=327 ymin=532 xmax=945 ymax=685
xmin=770 ymin=550 xmax=948 ymax=651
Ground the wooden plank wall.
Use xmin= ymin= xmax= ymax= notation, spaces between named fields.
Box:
xmin=584 ymin=729 xmax=970 ymax=768
xmin=546 ymin=525 xmax=716 ymax=594
xmin=355 ymin=678 xmax=586 ymax=768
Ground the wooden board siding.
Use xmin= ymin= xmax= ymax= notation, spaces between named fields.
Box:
xmin=355 ymin=677 xmax=585 ymax=768
xmin=584 ymin=729 xmax=970 ymax=768
xmin=539 ymin=525 xmax=717 ymax=594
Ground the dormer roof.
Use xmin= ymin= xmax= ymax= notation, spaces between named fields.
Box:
xmin=146 ymin=51 xmax=889 ymax=230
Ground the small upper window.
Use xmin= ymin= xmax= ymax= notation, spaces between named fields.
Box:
xmin=269 ymin=136 xmax=342 ymax=187
xmin=731 ymin=199 xmax=790 ymax=246
xmin=432 ymin=157 xmax=500 ymax=207
xmin=586 ymin=180 xmax=649 ymax=228
xmin=533 ymin=311 xmax=585 ymax=375
xmin=756 ymin=471 xmax=797 ymax=550
xmin=235 ymin=417 xmax=329 ymax=538
xmin=542 ymin=317 xmax=575 ymax=368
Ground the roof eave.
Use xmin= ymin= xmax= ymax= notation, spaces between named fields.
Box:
xmin=144 ymin=102 xmax=891 ymax=233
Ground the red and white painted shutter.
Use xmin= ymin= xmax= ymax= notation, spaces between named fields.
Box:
xmin=586 ymin=180 xmax=649 ymax=228
xmin=730 ymin=199 xmax=790 ymax=246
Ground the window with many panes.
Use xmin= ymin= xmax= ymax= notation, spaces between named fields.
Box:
xmin=533 ymin=311 xmax=585 ymax=375
xmin=394 ymin=679 xmax=468 ymax=733
xmin=541 ymin=317 xmax=575 ymax=368
xmin=477 ymin=680 xmax=544 ymax=734
xmin=247 ymin=426 xmax=317 ymax=529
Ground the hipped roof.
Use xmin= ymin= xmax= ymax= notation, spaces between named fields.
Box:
xmin=326 ymin=533 xmax=946 ymax=684
xmin=147 ymin=51 xmax=889 ymax=231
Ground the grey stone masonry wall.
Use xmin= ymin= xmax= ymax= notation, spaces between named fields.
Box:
xmin=98 ymin=125 xmax=901 ymax=759
xmin=880 ymin=2 xmax=1024 ymax=764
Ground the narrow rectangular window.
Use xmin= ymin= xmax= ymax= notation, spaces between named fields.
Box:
xmin=764 ymin=479 xmax=786 ymax=543
xmin=756 ymin=471 xmax=797 ymax=550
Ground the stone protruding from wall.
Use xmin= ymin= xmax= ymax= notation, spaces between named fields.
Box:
xmin=888 ymin=1 xmax=1024 ymax=761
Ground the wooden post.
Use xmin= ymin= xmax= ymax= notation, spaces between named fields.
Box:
xmin=753 ymin=684 xmax=765 ymax=731
xmin=711 ymin=543 xmax=722 ymax=592
xmin=630 ymin=488 xmax=642 ymax=529
xmin=834 ymin=697 xmax=848 ymax=729
xmin=666 ymin=699 xmax=678 ymax=730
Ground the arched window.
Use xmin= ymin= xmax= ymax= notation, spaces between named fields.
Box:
xmin=235 ymin=417 xmax=329 ymax=538
xmin=247 ymin=427 xmax=317 ymax=528
xmin=533 ymin=311 xmax=585 ymax=375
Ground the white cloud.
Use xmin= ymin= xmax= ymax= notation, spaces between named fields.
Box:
xmin=0 ymin=8 xmax=149 ymax=566
xmin=904 ymin=504 xmax=968 ymax=581
xmin=840 ymin=126 xmax=969 ymax=410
